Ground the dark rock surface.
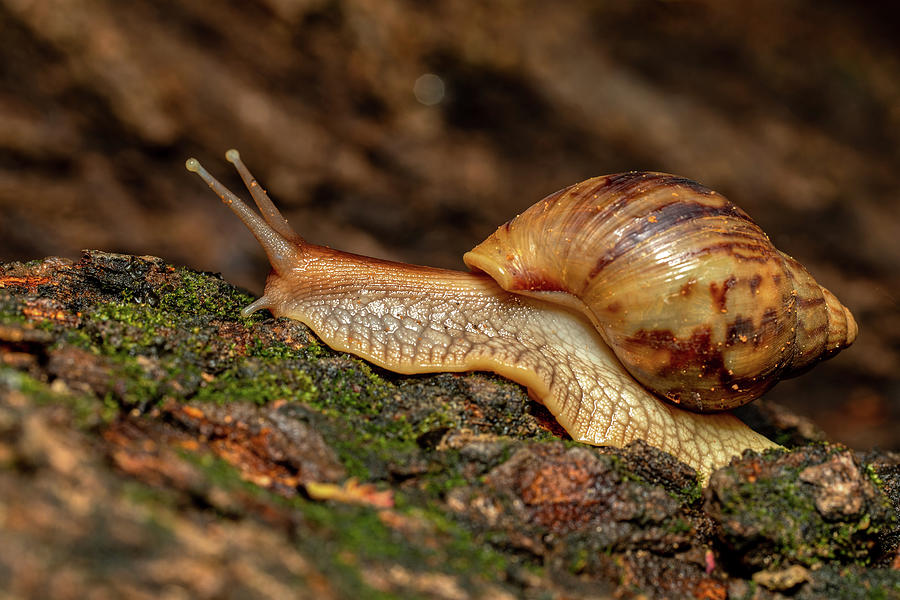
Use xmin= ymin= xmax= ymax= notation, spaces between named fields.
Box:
xmin=1 ymin=251 xmax=897 ymax=598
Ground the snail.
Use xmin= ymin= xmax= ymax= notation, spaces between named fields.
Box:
xmin=185 ymin=150 xmax=857 ymax=477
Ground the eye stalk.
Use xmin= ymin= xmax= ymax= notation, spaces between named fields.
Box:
xmin=186 ymin=152 xmax=301 ymax=275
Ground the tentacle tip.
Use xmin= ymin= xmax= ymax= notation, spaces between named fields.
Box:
xmin=241 ymin=296 xmax=271 ymax=318
xmin=185 ymin=157 xmax=201 ymax=173
xmin=225 ymin=149 xmax=241 ymax=164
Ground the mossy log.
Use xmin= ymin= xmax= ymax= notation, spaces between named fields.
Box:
xmin=1 ymin=251 xmax=897 ymax=599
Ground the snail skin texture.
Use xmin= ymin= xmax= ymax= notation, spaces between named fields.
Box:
xmin=186 ymin=151 xmax=857 ymax=477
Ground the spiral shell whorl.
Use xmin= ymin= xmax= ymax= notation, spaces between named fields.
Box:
xmin=464 ymin=172 xmax=857 ymax=412
xmin=780 ymin=253 xmax=858 ymax=372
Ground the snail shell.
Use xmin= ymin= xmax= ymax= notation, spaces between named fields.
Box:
xmin=464 ymin=172 xmax=857 ymax=411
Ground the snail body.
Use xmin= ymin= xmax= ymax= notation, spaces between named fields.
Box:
xmin=186 ymin=151 xmax=856 ymax=476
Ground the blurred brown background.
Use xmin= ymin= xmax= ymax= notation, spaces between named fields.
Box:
xmin=1 ymin=0 xmax=897 ymax=451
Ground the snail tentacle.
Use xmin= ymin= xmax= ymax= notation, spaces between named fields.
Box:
xmin=225 ymin=149 xmax=303 ymax=244
xmin=186 ymin=156 xmax=301 ymax=275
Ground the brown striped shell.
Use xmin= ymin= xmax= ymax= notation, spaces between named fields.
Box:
xmin=463 ymin=172 xmax=857 ymax=412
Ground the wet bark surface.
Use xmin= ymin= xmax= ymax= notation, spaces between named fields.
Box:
xmin=1 ymin=251 xmax=898 ymax=598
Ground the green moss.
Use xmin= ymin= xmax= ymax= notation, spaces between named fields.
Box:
xmin=66 ymin=292 xmax=325 ymax=409
xmin=91 ymin=300 xmax=170 ymax=331
xmin=566 ymin=546 xmax=590 ymax=574
xmin=0 ymin=368 xmax=118 ymax=427
xmin=864 ymin=462 xmax=885 ymax=488
xmin=56 ymin=275 xmax=458 ymax=479
xmin=423 ymin=509 xmax=511 ymax=577
xmin=58 ymin=328 xmax=94 ymax=349
xmin=85 ymin=301 xmax=175 ymax=356
xmin=4 ymin=262 xmax=542 ymax=483
xmin=713 ymin=452 xmax=891 ymax=568
xmin=666 ymin=517 xmax=693 ymax=535
xmin=248 ymin=336 xmax=325 ymax=361
xmin=814 ymin=568 xmax=900 ymax=600
xmin=177 ymin=447 xmax=516 ymax=596
xmin=156 ymin=268 xmax=257 ymax=319
xmin=326 ymin=426 xmax=421 ymax=480
xmin=181 ymin=450 xmax=272 ymax=500
xmin=120 ymin=359 xmax=166 ymax=404
xmin=193 ymin=362 xmax=317 ymax=405
xmin=419 ymin=466 xmax=470 ymax=499
xmin=303 ymin=364 xmax=387 ymax=414
xmin=0 ymin=294 xmax=27 ymax=324
xmin=676 ymin=479 xmax=704 ymax=504
xmin=296 ymin=498 xmax=513 ymax=588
